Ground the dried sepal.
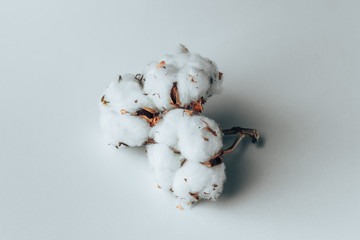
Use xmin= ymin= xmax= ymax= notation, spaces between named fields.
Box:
xmin=189 ymin=74 xmax=197 ymax=83
xmin=201 ymin=119 xmax=217 ymax=136
xmin=183 ymin=110 xmax=192 ymax=116
xmin=135 ymin=74 xmax=144 ymax=88
xmin=188 ymin=97 xmax=205 ymax=113
xmin=101 ymin=95 xmax=109 ymax=106
xmin=156 ymin=61 xmax=166 ymax=69
xmin=141 ymin=107 xmax=156 ymax=114
xmin=202 ymin=136 xmax=209 ymax=141
xmin=118 ymin=142 xmax=129 ymax=147
xmin=189 ymin=192 xmax=200 ymax=201
xmin=219 ymin=72 xmax=223 ymax=80
xmin=179 ymin=44 xmax=189 ymax=53
xmin=121 ymin=109 xmax=129 ymax=114
xmin=150 ymin=116 xmax=161 ymax=127
xmin=180 ymin=159 xmax=187 ymax=167
xmin=133 ymin=108 xmax=161 ymax=127
xmin=201 ymin=150 xmax=224 ymax=168
xmin=201 ymin=157 xmax=222 ymax=167
xmin=170 ymin=82 xmax=181 ymax=107
xmin=169 ymin=146 xmax=181 ymax=154
xmin=144 ymin=137 xmax=157 ymax=145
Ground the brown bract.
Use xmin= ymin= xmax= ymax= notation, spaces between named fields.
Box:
xmin=118 ymin=142 xmax=129 ymax=147
xmin=180 ymin=159 xmax=187 ymax=167
xmin=156 ymin=61 xmax=166 ymax=69
xmin=121 ymin=109 xmax=129 ymax=114
xmin=169 ymin=83 xmax=205 ymax=113
xmin=169 ymin=146 xmax=181 ymax=154
xmin=189 ymin=192 xmax=200 ymax=201
xmin=170 ymin=82 xmax=181 ymax=107
xmin=189 ymin=74 xmax=197 ymax=83
xmin=183 ymin=110 xmax=192 ymax=116
xmin=179 ymin=44 xmax=189 ymax=53
xmin=219 ymin=72 xmax=223 ymax=80
xmin=132 ymin=108 xmax=161 ymax=127
xmin=201 ymin=119 xmax=217 ymax=136
xmin=201 ymin=157 xmax=222 ymax=167
xmin=135 ymin=74 xmax=144 ymax=88
xmin=144 ymin=137 xmax=157 ymax=145
xmin=189 ymin=97 xmax=204 ymax=113
xmin=101 ymin=95 xmax=109 ymax=106
xmin=201 ymin=150 xmax=224 ymax=168
xmin=176 ymin=205 xmax=183 ymax=210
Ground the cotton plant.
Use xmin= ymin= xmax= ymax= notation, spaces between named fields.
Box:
xmin=99 ymin=45 xmax=259 ymax=210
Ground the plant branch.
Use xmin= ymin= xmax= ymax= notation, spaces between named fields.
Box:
xmin=223 ymin=133 xmax=245 ymax=154
xmin=222 ymin=127 xmax=259 ymax=155
xmin=223 ymin=127 xmax=259 ymax=143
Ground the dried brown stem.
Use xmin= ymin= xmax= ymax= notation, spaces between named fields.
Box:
xmin=223 ymin=134 xmax=245 ymax=154
xmin=223 ymin=127 xmax=259 ymax=143
xmin=222 ymin=127 xmax=259 ymax=154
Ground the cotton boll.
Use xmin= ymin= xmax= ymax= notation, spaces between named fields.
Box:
xmin=143 ymin=45 xmax=223 ymax=111
xmin=176 ymin=68 xmax=211 ymax=105
xmin=142 ymin=63 xmax=177 ymax=110
xmin=172 ymin=161 xmax=226 ymax=206
xmin=100 ymin=111 xmax=150 ymax=147
xmin=99 ymin=73 xmax=154 ymax=113
xmin=99 ymin=74 xmax=160 ymax=147
xmin=150 ymin=109 xmax=223 ymax=163
xmin=146 ymin=144 xmax=185 ymax=190
xmin=177 ymin=115 xmax=223 ymax=163
xmin=147 ymin=109 xmax=226 ymax=208
xmin=149 ymin=109 xmax=187 ymax=148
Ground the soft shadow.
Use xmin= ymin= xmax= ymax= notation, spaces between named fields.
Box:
xmin=221 ymin=137 xmax=266 ymax=198
xmin=204 ymin=94 xmax=267 ymax=199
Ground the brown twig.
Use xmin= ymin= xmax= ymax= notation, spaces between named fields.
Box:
xmin=223 ymin=127 xmax=259 ymax=143
xmin=223 ymin=134 xmax=245 ymax=154
xmin=222 ymin=127 xmax=259 ymax=154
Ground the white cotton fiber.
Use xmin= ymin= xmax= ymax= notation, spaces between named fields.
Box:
xmin=143 ymin=45 xmax=223 ymax=110
xmin=149 ymin=109 xmax=223 ymax=163
xmin=177 ymin=114 xmax=223 ymax=163
xmin=146 ymin=144 xmax=184 ymax=191
xmin=147 ymin=109 xmax=226 ymax=208
xmin=99 ymin=110 xmax=150 ymax=147
xmin=99 ymin=74 xmax=156 ymax=147
xmin=172 ymin=161 xmax=226 ymax=205
xmin=98 ymin=46 xmax=231 ymax=209
xmin=99 ymin=73 xmax=154 ymax=113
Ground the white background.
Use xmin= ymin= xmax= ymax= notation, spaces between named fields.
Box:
xmin=1 ymin=0 xmax=359 ymax=239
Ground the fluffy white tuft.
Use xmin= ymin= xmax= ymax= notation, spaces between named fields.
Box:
xmin=148 ymin=109 xmax=226 ymax=207
xmin=99 ymin=74 xmax=154 ymax=147
xmin=172 ymin=161 xmax=226 ymax=205
xmin=143 ymin=46 xmax=223 ymax=110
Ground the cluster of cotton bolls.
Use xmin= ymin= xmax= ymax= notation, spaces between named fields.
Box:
xmin=99 ymin=45 xmax=258 ymax=210
xmin=146 ymin=109 xmax=226 ymax=209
